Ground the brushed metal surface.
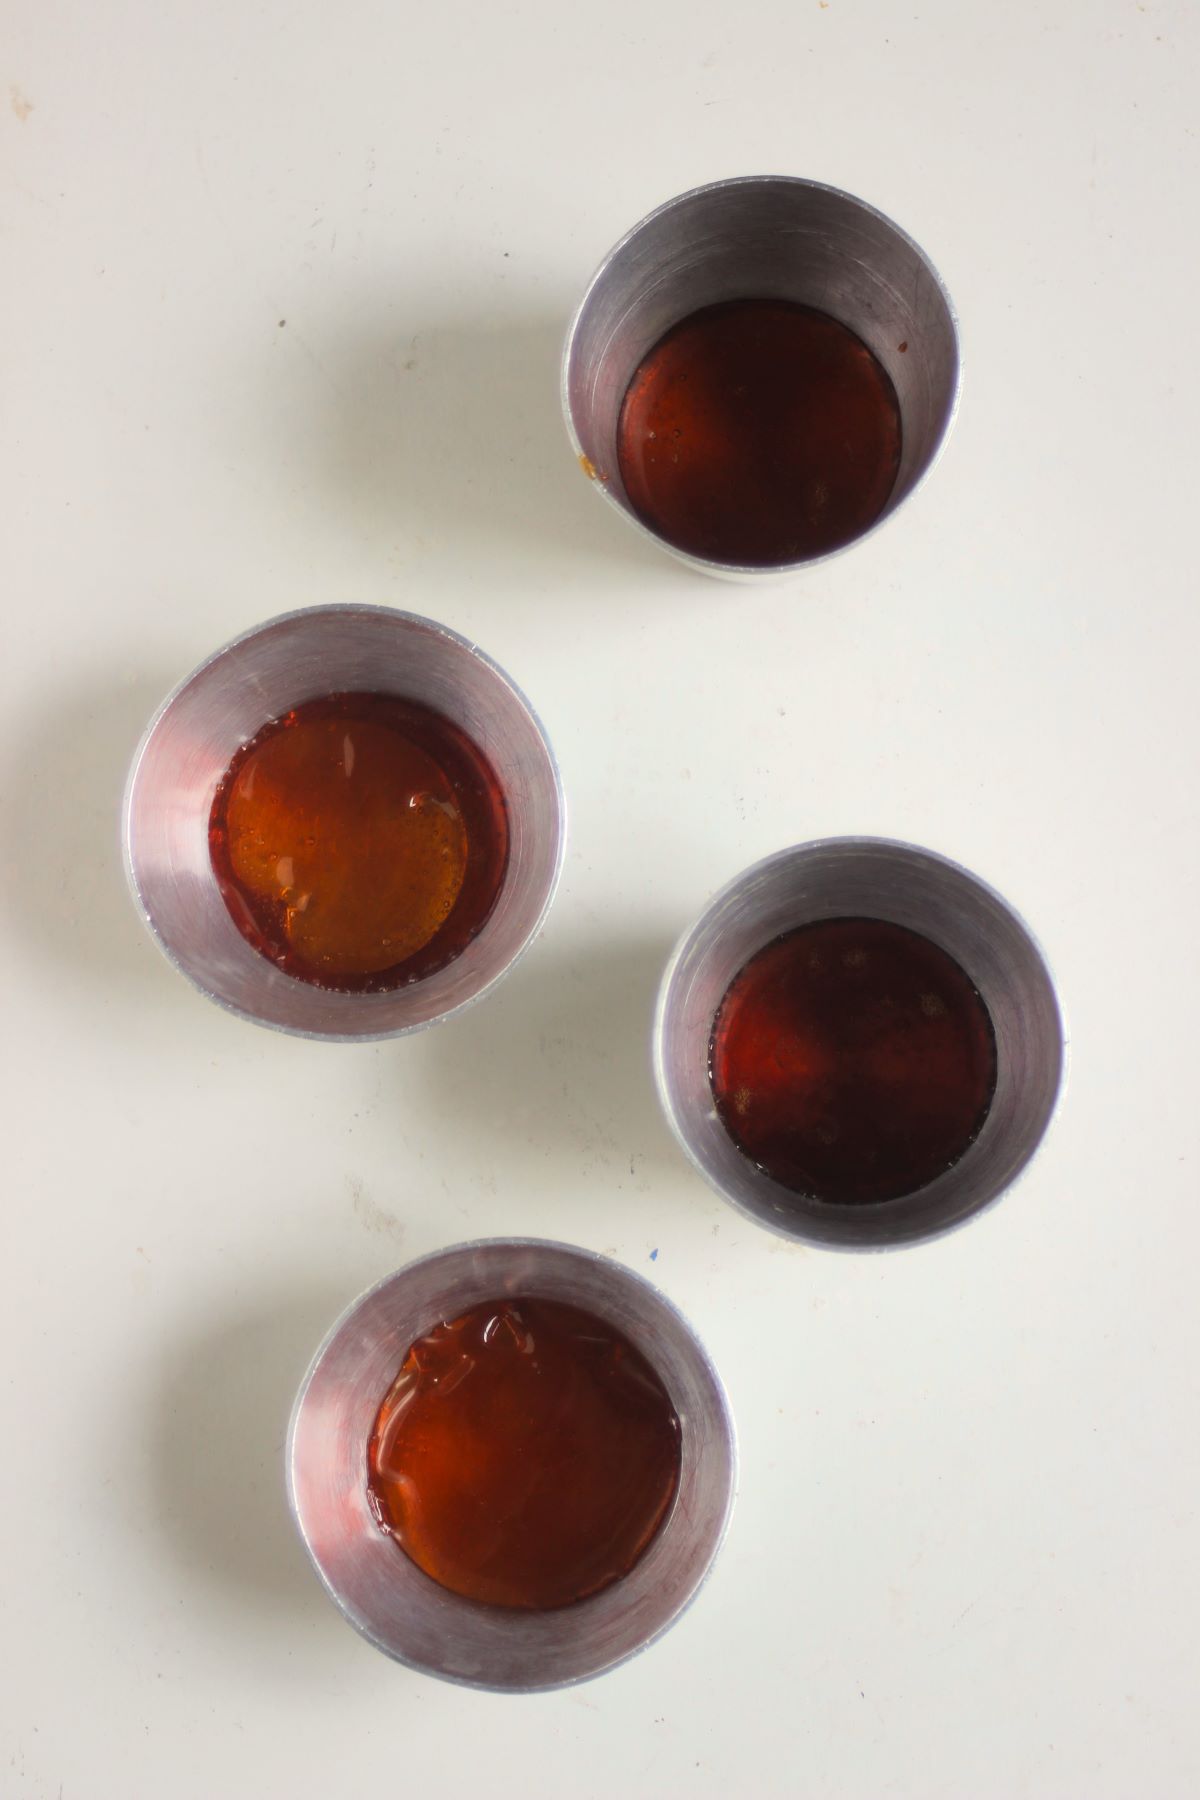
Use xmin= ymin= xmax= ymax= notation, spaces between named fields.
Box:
xmin=287 ymin=1240 xmax=737 ymax=1692
xmin=123 ymin=606 xmax=565 ymax=1039
xmin=562 ymin=175 xmax=960 ymax=579
xmin=654 ymin=839 xmax=1067 ymax=1248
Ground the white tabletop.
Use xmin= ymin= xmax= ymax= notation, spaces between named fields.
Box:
xmin=4 ymin=1 xmax=1198 ymax=1793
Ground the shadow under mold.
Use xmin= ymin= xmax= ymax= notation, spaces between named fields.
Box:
xmin=151 ymin=1285 xmax=356 ymax=1628
xmin=0 ymin=670 xmax=181 ymax=1004
xmin=318 ymin=308 xmax=688 ymax=582
xmin=414 ymin=935 xmax=684 ymax=1186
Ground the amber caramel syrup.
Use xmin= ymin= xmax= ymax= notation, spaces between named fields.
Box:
xmin=617 ymin=297 xmax=902 ymax=565
xmin=710 ymin=918 xmax=997 ymax=1204
xmin=367 ymin=1297 xmax=682 ymax=1610
xmin=208 ymin=692 xmax=508 ymax=992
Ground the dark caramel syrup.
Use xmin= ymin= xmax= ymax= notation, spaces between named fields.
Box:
xmin=710 ymin=918 xmax=997 ymax=1203
xmin=617 ymin=298 xmax=901 ymax=565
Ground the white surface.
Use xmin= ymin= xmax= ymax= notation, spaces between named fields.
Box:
xmin=3 ymin=1 xmax=1198 ymax=1793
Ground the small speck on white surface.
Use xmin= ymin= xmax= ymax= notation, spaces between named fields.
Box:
xmin=2 ymin=1 xmax=1199 ymax=1796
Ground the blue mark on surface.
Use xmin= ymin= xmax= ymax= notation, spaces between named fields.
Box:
xmin=649 ymin=1248 xmax=659 ymax=1261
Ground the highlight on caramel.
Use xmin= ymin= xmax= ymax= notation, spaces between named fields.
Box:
xmin=208 ymin=691 xmax=508 ymax=992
